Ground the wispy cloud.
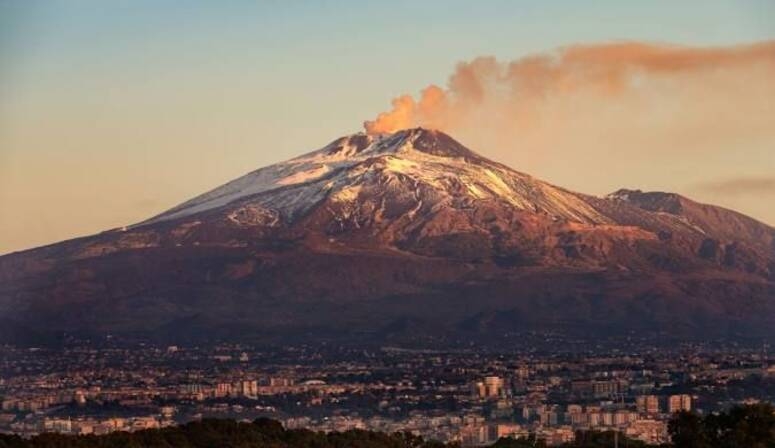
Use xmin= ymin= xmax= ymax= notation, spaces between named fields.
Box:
xmin=364 ymin=41 xmax=775 ymax=135
xmin=697 ymin=177 xmax=775 ymax=197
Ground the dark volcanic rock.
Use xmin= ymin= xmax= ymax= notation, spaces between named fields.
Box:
xmin=1 ymin=129 xmax=774 ymax=346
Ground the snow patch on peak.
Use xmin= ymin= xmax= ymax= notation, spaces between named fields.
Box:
xmin=381 ymin=156 xmax=417 ymax=173
xmin=331 ymin=185 xmax=362 ymax=203
xmin=277 ymin=165 xmax=330 ymax=186
xmin=139 ymin=129 xmax=615 ymax=227
xmin=606 ymin=189 xmax=641 ymax=202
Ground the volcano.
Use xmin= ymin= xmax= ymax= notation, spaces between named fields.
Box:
xmin=1 ymin=128 xmax=774 ymax=346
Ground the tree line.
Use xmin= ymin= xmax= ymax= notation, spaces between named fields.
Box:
xmin=0 ymin=403 xmax=773 ymax=448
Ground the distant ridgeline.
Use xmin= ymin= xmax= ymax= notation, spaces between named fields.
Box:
xmin=1 ymin=404 xmax=774 ymax=448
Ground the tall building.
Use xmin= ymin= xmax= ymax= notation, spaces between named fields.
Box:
xmin=472 ymin=381 xmax=486 ymax=398
xmin=571 ymin=379 xmax=625 ymax=399
xmin=241 ymin=380 xmax=258 ymax=398
xmin=473 ymin=376 xmax=504 ymax=398
xmin=540 ymin=408 xmax=559 ymax=427
xmin=592 ymin=380 xmax=619 ymax=398
xmin=637 ymin=395 xmax=660 ymax=415
xmin=668 ymin=394 xmax=692 ymax=413
xmin=215 ymin=383 xmax=233 ymax=398
xmin=484 ymin=376 xmax=504 ymax=397
xmin=588 ymin=411 xmax=602 ymax=427
xmin=268 ymin=377 xmax=294 ymax=387
xmin=460 ymin=423 xmax=491 ymax=446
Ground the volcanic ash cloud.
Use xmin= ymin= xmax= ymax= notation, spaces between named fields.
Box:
xmin=364 ymin=41 xmax=775 ymax=138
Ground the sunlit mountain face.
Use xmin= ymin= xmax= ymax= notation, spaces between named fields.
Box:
xmin=1 ymin=129 xmax=774 ymax=346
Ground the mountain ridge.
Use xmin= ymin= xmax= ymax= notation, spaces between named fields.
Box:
xmin=0 ymin=128 xmax=773 ymax=346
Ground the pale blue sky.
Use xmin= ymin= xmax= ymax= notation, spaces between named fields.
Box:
xmin=3 ymin=1 xmax=774 ymax=141
xmin=1 ymin=1 xmax=773 ymax=253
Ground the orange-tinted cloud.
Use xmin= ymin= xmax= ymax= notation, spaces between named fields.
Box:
xmin=698 ymin=177 xmax=775 ymax=197
xmin=364 ymin=85 xmax=448 ymax=134
xmin=364 ymin=41 xmax=775 ymax=135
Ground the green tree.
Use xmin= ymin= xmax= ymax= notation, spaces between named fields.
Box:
xmin=668 ymin=411 xmax=711 ymax=448
xmin=491 ymin=435 xmax=546 ymax=447
xmin=668 ymin=403 xmax=775 ymax=448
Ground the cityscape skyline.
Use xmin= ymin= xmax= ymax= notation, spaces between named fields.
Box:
xmin=2 ymin=339 xmax=772 ymax=445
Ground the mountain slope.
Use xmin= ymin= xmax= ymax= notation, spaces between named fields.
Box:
xmin=142 ymin=129 xmax=613 ymax=227
xmin=1 ymin=129 xmax=773 ymax=346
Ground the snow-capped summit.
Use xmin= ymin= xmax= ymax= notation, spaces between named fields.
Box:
xmin=143 ymin=128 xmax=610 ymax=227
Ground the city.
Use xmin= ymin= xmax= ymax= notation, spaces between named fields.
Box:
xmin=2 ymin=2 xmax=774 ymax=447
xmin=2 ymin=340 xmax=774 ymax=446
